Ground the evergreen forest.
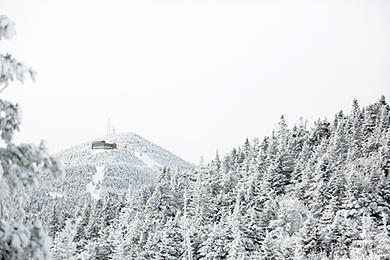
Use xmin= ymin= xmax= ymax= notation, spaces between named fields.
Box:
xmin=2 ymin=11 xmax=390 ymax=260
xmin=48 ymin=95 xmax=390 ymax=259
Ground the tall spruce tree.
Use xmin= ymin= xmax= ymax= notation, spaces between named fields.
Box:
xmin=0 ymin=15 xmax=63 ymax=260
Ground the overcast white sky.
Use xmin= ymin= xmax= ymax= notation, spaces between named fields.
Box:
xmin=2 ymin=0 xmax=390 ymax=163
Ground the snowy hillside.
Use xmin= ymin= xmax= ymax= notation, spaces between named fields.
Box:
xmin=57 ymin=96 xmax=390 ymax=260
xmin=60 ymin=132 xmax=192 ymax=170
xmin=55 ymin=132 xmax=192 ymax=196
xmin=25 ymin=132 xmax=193 ymax=231
xmin=22 ymin=96 xmax=390 ymax=260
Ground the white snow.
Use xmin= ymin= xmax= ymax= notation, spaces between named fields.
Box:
xmin=90 ymin=149 xmax=106 ymax=155
xmin=86 ymin=165 xmax=105 ymax=200
xmin=48 ymin=192 xmax=63 ymax=198
xmin=134 ymin=152 xmax=162 ymax=168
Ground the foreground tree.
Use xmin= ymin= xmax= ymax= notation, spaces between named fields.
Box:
xmin=0 ymin=15 xmax=63 ymax=259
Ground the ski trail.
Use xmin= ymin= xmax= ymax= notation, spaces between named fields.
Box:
xmin=134 ymin=152 xmax=162 ymax=168
xmin=86 ymin=165 xmax=105 ymax=200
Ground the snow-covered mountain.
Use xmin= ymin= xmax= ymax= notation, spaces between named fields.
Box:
xmin=56 ymin=132 xmax=193 ymax=196
xmin=26 ymin=132 xmax=193 ymax=224
xmin=60 ymin=132 xmax=192 ymax=170
xmin=24 ymin=96 xmax=390 ymax=260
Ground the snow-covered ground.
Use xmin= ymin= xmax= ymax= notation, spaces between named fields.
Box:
xmin=134 ymin=151 xmax=163 ymax=168
xmin=90 ymin=149 xmax=106 ymax=155
xmin=86 ymin=165 xmax=105 ymax=200
xmin=48 ymin=192 xmax=63 ymax=198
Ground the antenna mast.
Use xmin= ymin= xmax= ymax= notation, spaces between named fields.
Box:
xmin=107 ymin=118 xmax=111 ymax=137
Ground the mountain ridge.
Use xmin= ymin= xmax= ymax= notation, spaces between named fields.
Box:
xmin=26 ymin=132 xmax=193 ymax=229
xmin=56 ymin=132 xmax=193 ymax=170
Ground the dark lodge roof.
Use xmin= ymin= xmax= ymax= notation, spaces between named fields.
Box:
xmin=92 ymin=141 xmax=116 ymax=150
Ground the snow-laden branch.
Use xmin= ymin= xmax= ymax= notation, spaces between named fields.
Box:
xmin=0 ymin=99 xmax=20 ymax=143
xmin=0 ymin=141 xmax=64 ymax=196
xmin=0 ymin=15 xmax=36 ymax=91
xmin=0 ymin=54 xmax=37 ymax=91
xmin=0 ymin=15 xmax=16 ymax=41
xmin=0 ymin=14 xmax=59 ymax=260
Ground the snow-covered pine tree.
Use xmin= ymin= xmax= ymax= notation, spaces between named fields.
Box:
xmin=108 ymin=220 xmax=125 ymax=260
xmin=226 ymin=190 xmax=250 ymax=260
xmin=48 ymin=204 xmax=62 ymax=239
xmin=51 ymin=218 xmax=79 ymax=260
xmin=0 ymin=15 xmax=63 ymax=260
xmin=350 ymin=213 xmax=377 ymax=258
xmin=157 ymin=216 xmax=184 ymax=260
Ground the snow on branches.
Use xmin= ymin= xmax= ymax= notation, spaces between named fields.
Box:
xmin=0 ymin=14 xmax=63 ymax=260
xmin=0 ymin=15 xmax=36 ymax=93
xmin=0 ymin=53 xmax=37 ymax=93
xmin=0 ymin=15 xmax=16 ymax=40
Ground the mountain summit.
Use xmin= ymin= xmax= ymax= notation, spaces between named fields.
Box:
xmin=59 ymin=132 xmax=192 ymax=170
xmin=26 ymin=132 xmax=193 ymax=222
xmin=56 ymin=132 xmax=193 ymax=197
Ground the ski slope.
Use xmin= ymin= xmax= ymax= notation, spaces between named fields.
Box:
xmin=86 ymin=165 xmax=105 ymax=200
xmin=134 ymin=151 xmax=163 ymax=168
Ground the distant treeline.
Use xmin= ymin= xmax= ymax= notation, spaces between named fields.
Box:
xmin=49 ymin=96 xmax=390 ymax=260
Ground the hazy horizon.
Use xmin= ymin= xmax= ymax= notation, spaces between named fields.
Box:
xmin=2 ymin=0 xmax=390 ymax=163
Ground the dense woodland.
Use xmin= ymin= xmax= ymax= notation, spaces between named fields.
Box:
xmin=45 ymin=95 xmax=390 ymax=259
xmin=2 ymin=12 xmax=390 ymax=260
